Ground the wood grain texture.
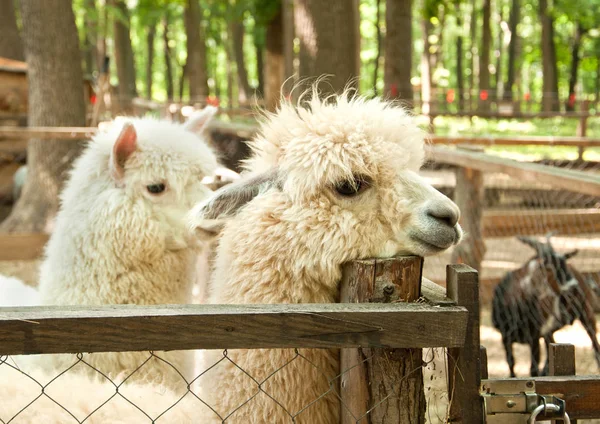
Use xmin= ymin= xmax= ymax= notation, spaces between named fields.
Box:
xmin=0 ymin=302 xmax=468 ymax=356
xmin=483 ymin=376 xmax=600 ymax=420
xmin=427 ymin=145 xmax=600 ymax=197
xmin=549 ymin=343 xmax=577 ymax=424
xmin=451 ymin=161 xmax=486 ymax=272
xmin=340 ymin=256 xmax=426 ymax=424
xmin=446 ymin=264 xmax=484 ymax=424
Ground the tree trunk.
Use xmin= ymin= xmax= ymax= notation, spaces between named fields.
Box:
xmin=112 ymin=0 xmax=137 ymax=112
xmin=146 ymin=22 xmax=156 ymax=100
xmin=282 ymin=0 xmax=295 ymax=84
xmin=455 ymin=0 xmax=464 ymax=111
xmin=265 ymin=8 xmax=284 ymax=111
xmin=255 ymin=28 xmax=265 ymax=97
xmin=470 ymin=0 xmax=477 ymax=110
xmin=384 ymin=0 xmax=413 ymax=104
xmin=566 ymin=24 xmax=584 ymax=112
xmin=0 ymin=0 xmax=24 ymax=61
xmin=97 ymin=0 xmax=108 ymax=71
xmin=421 ymin=17 xmax=432 ymax=114
xmin=503 ymin=0 xmax=519 ymax=101
xmin=479 ymin=0 xmax=491 ymax=110
xmin=294 ymin=0 xmax=360 ymax=97
xmin=82 ymin=0 xmax=98 ymax=76
xmin=2 ymin=0 xmax=86 ymax=232
xmin=539 ymin=0 xmax=559 ymax=112
xmin=494 ymin=6 xmax=504 ymax=97
xmin=185 ymin=0 xmax=209 ymax=102
xmin=373 ymin=0 xmax=382 ymax=96
xmin=230 ymin=20 xmax=252 ymax=103
xmin=163 ymin=16 xmax=174 ymax=101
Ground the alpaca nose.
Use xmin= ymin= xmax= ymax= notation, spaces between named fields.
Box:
xmin=426 ymin=201 xmax=460 ymax=227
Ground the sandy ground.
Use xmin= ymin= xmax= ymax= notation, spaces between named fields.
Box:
xmin=1 ymin=260 xmax=599 ymax=422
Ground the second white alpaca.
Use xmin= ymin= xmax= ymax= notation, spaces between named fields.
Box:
xmin=33 ymin=108 xmax=219 ymax=390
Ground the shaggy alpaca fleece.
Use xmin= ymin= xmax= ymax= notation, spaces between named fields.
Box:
xmin=33 ymin=110 xmax=218 ymax=390
xmin=0 ymin=275 xmax=39 ymax=306
xmin=191 ymin=89 xmax=462 ymax=423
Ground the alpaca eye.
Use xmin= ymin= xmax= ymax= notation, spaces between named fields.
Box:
xmin=146 ymin=183 xmax=166 ymax=194
xmin=335 ymin=176 xmax=369 ymax=197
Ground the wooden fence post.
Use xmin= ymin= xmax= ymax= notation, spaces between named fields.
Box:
xmin=447 ymin=264 xmax=484 ymax=423
xmin=340 ymin=256 xmax=426 ymax=424
xmin=451 ymin=146 xmax=486 ymax=272
xmin=549 ymin=343 xmax=577 ymax=424
xmin=576 ymin=101 xmax=589 ymax=160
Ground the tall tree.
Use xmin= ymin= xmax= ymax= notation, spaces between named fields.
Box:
xmin=539 ymin=0 xmax=559 ymax=112
xmin=503 ymin=0 xmax=520 ymax=101
xmin=82 ymin=0 xmax=98 ymax=76
xmin=265 ymin=7 xmax=284 ymax=110
xmin=163 ymin=14 xmax=174 ymax=101
xmin=373 ymin=0 xmax=383 ymax=96
xmin=384 ymin=0 xmax=413 ymax=103
xmin=146 ymin=23 xmax=157 ymax=100
xmin=254 ymin=26 xmax=266 ymax=96
xmin=185 ymin=0 xmax=209 ymax=102
xmin=230 ymin=20 xmax=253 ymax=102
xmin=294 ymin=0 xmax=360 ymax=96
xmin=420 ymin=15 xmax=433 ymax=114
xmin=0 ymin=0 xmax=24 ymax=61
xmin=479 ymin=0 xmax=491 ymax=110
xmin=112 ymin=0 xmax=138 ymax=111
xmin=454 ymin=0 xmax=464 ymax=110
xmin=2 ymin=0 xmax=86 ymax=231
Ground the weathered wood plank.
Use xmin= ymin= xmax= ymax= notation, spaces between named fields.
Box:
xmin=429 ymin=135 xmax=600 ymax=148
xmin=451 ymin=151 xmax=486 ymax=272
xmin=549 ymin=343 xmax=577 ymax=424
xmin=483 ymin=376 xmax=600 ymax=420
xmin=421 ymin=277 xmax=455 ymax=306
xmin=447 ymin=264 xmax=484 ymax=424
xmin=482 ymin=208 xmax=600 ymax=238
xmin=0 ymin=303 xmax=468 ymax=355
xmin=427 ymin=146 xmax=600 ymax=197
xmin=340 ymin=256 xmax=426 ymax=424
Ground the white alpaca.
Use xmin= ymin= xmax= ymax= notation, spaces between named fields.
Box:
xmin=32 ymin=108 xmax=219 ymax=390
xmin=188 ymin=91 xmax=463 ymax=423
xmin=0 ymin=275 xmax=39 ymax=306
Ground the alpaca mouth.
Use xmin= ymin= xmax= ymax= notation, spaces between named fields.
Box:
xmin=410 ymin=226 xmax=462 ymax=253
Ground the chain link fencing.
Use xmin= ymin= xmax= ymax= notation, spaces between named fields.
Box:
xmin=0 ymin=346 xmax=452 ymax=423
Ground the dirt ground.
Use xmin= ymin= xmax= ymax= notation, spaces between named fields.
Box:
xmin=1 ymin=260 xmax=599 ymax=423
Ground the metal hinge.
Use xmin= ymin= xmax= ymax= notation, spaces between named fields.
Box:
xmin=480 ymin=380 xmax=570 ymax=423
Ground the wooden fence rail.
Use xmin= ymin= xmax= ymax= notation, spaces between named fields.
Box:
xmin=2 ymin=125 xmax=600 ymax=147
xmin=427 ymin=145 xmax=600 ymax=197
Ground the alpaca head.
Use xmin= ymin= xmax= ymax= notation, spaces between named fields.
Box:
xmin=189 ymin=92 xmax=462 ymax=263
xmin=60 ymin=107 xmax=219 ymax=246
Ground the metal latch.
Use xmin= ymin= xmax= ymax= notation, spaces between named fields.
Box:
xmin=481 ymin=380 xmax=570 ymax=423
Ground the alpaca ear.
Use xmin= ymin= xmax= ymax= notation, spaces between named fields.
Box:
xmin=191 ymin=168 xmax=281 ymax=221
xmin=184 ymin=106 xmax=218 ymax=134
xmin=564 ymin=249 xmax=579 ymax=260
xmin=110 ymin=122 xmax=137 ymax=181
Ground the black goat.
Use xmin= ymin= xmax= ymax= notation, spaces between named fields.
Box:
xmin=492 ymin=234 xmax=600 ymax=377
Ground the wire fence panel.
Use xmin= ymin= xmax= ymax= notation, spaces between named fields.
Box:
xmin=0 ymin=347 xmax=452 ymax=424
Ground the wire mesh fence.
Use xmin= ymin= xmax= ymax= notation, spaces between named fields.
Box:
xmin=0 ymin=347 xmax=452 ymax=423
xmin=421 ymin=147 xmax=600 ymax=380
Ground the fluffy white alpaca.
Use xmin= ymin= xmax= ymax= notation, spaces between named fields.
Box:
xmin=32 ymin=108 xmax=219 ymax=390
xmin=0 ymin=275 xmax=39 ymax=306
xmin=188 ymin=91 xmax=464 ymax=423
